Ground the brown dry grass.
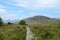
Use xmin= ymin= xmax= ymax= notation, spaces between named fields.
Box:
xmin=30 ymin=22 xmax=60 ymax=40
xmin=0 ymin=24 xmax=26 ymax=40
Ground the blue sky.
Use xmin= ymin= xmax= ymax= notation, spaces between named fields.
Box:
xmin=0 ymin=0 xmax=60 ymax=20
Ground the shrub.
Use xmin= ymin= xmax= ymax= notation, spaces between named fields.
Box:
xmin=0 ymin=17 xmax=3 ymax=26
xmin=19 ymin=20 xmax=26 ymax=25
xmin=8 ymin=22 xmax=12 ymax=24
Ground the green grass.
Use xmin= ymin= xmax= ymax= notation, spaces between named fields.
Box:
xmin=30 ymin=23 xmax=60 ymax=40
xmin=0 ymin=24 xmax=26 ymax=40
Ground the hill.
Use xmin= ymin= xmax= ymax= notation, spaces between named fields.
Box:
xmin=24 ymin=15 xmax=60 ymax=24
xmin=3 ymin=15 xmax=60 ymax=24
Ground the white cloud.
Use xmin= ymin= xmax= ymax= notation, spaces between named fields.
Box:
xmin=7 ymin=0 xmax=58 ymax=9
xmin=0 ymin=9 xmax=6 ymax=14
xmin=5 ymin=14 xmax=19 ymax=20
xmin=29 ymin=12 xmax=38 ymax=17
xmin=1 ymin=13 xmax=20 ymax=20
xmin=0 ymin=4 xmax=19 ymax=20
xmin=0 ymin=4 xmax=6 ymax=14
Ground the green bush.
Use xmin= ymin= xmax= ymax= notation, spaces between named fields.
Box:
xmin=19 ymin=20 xmax=26 ymax=25
xmin=0 ymin=17 xmax=3 ymax=26
xmin=8 ymin=22 xmax=12 ymax=24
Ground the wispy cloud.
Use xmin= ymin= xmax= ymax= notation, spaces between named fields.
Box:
xmin=0 ymin=4 xmax=20 ymax=20
xmin=0 ymin=0 xmax=60 ymax=20
xmin=0 ymin=4 xmax=6 ymax=14
xmin=0 ymin=13 xmax=20 ymax=20
xmin=29 ymin=12 xmax=39 ymax=17
xmin=0 ymin=9 xmax=6 ymax=14
xmin=6 ymin=0 xmax=58 ymax=9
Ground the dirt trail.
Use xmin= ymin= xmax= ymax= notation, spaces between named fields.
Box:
xmin=26 ymin=27 xmax=34 ymax=40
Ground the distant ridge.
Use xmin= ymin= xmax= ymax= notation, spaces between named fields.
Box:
xmin=24 ymin=15 xmax=60 ymax=24
xmin=3 ymin=15 xmax=60 ymax=24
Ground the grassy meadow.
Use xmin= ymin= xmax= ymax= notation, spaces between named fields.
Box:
xmin=0 ymin=24 xmax=26 ymax=40
xmin=30 ymin=22 xmax=60 ymax=40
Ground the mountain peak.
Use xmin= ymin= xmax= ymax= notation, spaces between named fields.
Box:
xmin=24 ymin=15 xmax=58 ymax=24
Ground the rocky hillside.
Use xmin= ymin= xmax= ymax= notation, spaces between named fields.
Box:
xmin=24 ymin=15 xmax=60 ymax=24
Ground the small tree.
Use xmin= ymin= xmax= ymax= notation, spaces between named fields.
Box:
xmin=19 ymin=20 xmax=26 ymax=25
xmin=0 ymin=17 xmax=3 ymax=26
xmin=8 ymin=22 xmax=12 ymax=24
